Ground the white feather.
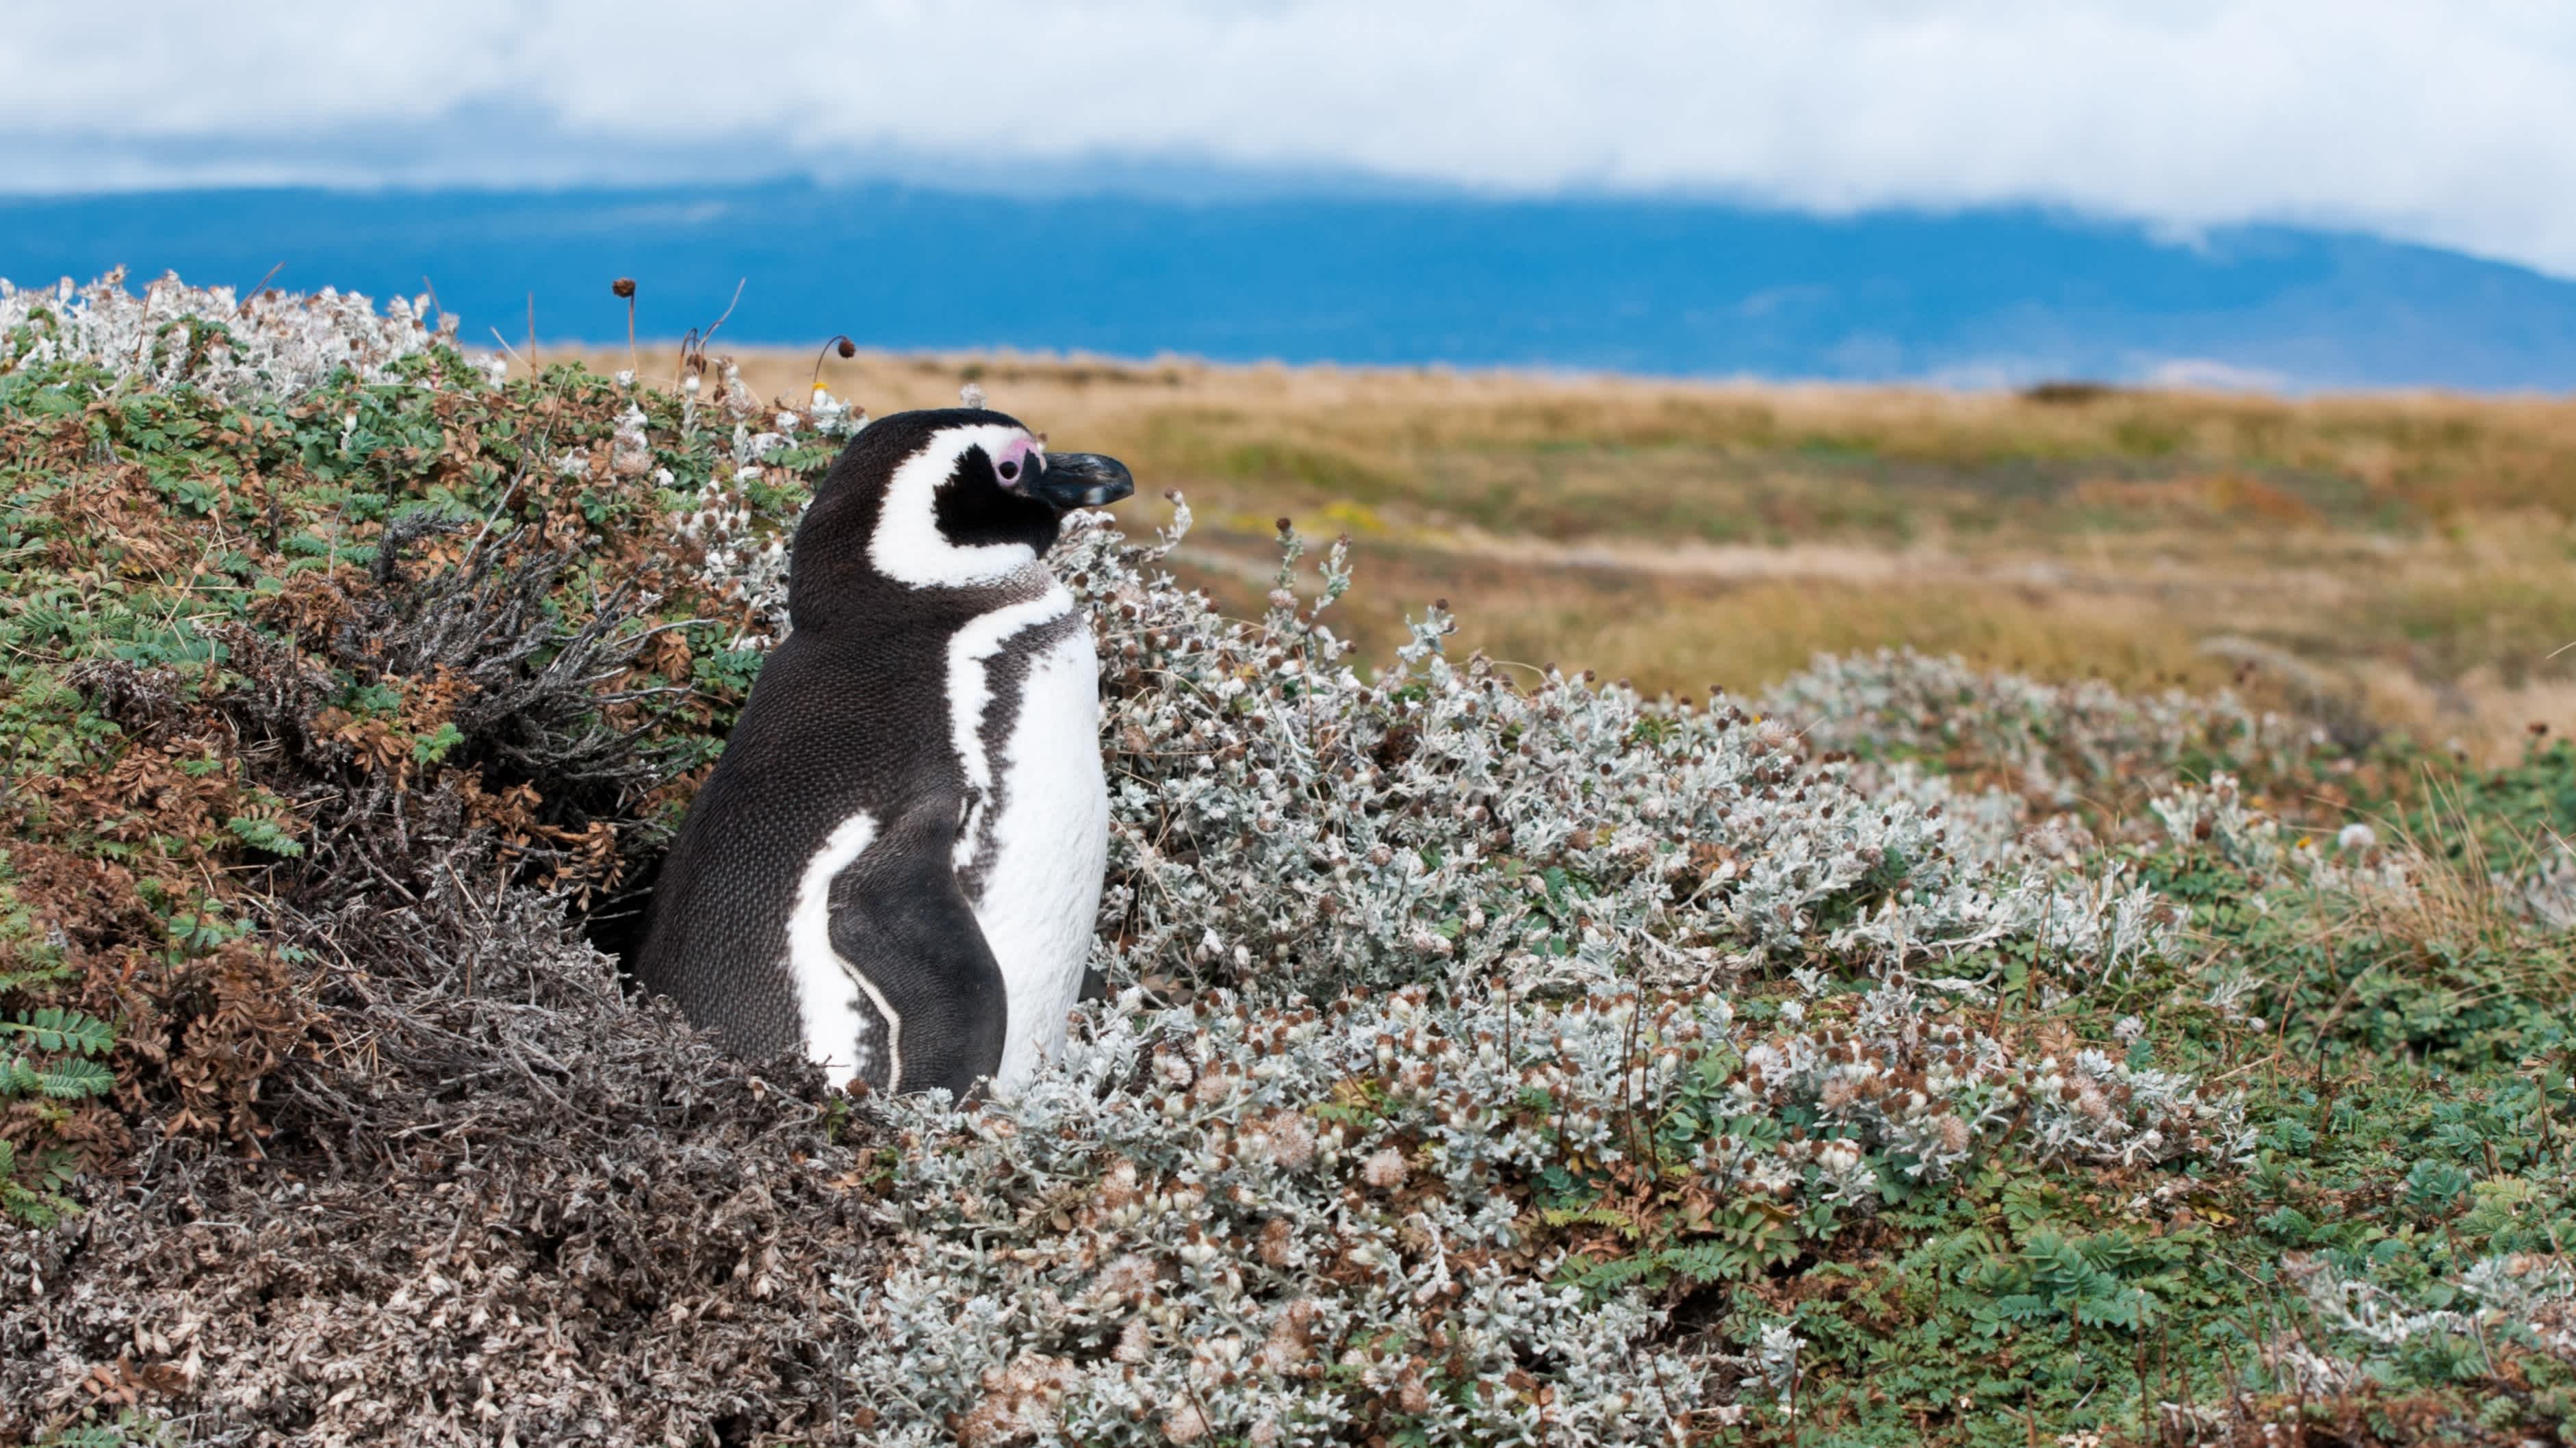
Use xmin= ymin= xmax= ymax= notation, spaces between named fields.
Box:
xmin=786 ymin=810 xmax=901 ymax=1087
xmin=973 ymin=619 xmax=1112 ymax=1095
xmin=868 ymin=422 xmax=1044 ymax=589
xmin=946 ymin=585 xmax=1075 ymax=799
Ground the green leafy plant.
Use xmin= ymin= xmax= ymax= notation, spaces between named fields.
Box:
xmin=1 ymin=1006 xmax=118 ymax=1226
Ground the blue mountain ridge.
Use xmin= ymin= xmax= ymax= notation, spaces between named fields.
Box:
xmin=4 ymin=180 xmax=2571 ymax=391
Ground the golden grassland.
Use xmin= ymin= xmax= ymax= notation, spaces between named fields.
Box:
xmin=573 ymin=343 xmax=2576 ymax=760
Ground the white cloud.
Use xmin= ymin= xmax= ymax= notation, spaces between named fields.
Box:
xmin=6 ymin=0 xmax=2575 ymax=276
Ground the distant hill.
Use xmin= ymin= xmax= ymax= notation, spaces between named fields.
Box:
xmin=7 ymin=181 xmax=2573 ymax=390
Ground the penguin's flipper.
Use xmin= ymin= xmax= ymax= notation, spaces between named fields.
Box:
xmin=827 ymin=801 xmax=1009 ymax=1098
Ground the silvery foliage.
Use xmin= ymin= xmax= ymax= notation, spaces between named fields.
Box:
xmin=0 ymin=268 xmax=447 ymax=400
xmin=844 ymin=987 xmax=1695 ymax=1445
xmin=1752 ymin=1323 xmax=1805 ymax=1406
xmin=2150 ymin=774 xmax=2414 ymax=1028
xmin=1768 ymin=647 xmax=2319 ymax=810
xmin=667 ymin=398 xmax=869 ymax=649
xmin=2153 ymin=772 xmax=2504 ymax=916
xmin=2149 ymin=774 xmax=2334 ymax=878
xmin=2508 ymin=846 xmax=2576 ymax=931
xmin=669 ymin=419 xmax=811 ymax=649
xmin=2275 ymin=1254 xmax=2576 ymax=1395
xmin=0 ymin=270 xmax=846 ymax=655
xmin=1053 ymin=516 xmax=2180 ymax=1004
xmin=842 ymin=979 xmax=2244 ymax=1443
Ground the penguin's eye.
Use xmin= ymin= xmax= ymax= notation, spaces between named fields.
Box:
xmin=991 ymin=435 xmax=1042 ymax=489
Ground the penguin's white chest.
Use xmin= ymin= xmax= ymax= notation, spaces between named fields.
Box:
xmin=948 ymin=586 xmax=1110 ymax=1094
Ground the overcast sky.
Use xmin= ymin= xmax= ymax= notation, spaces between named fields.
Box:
xmin=7 ymin=1 xmax=2574 ymax=277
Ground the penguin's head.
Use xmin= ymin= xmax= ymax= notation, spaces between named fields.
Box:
xmin=790 ymin=407 xmax=1134 ymax=614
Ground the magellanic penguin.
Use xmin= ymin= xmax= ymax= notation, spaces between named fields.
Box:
xmin=636 ymin=409 xmax=1133 ymax=1099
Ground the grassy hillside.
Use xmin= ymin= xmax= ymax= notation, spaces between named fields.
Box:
xmin=656 ymin=346 xmax=2576 ymax=764
xmin=1 ymin=277 xmax=2573 ymax=1446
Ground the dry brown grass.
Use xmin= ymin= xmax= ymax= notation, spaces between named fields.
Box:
xmin=564 ymin=344 xmax=2576 ymax=757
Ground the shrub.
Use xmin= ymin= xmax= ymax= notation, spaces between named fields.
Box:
xmin=1065 ymin=521 xmax=2180 ymax=1008
xmin=848 ymin=977 xmax=2245 ymax=1442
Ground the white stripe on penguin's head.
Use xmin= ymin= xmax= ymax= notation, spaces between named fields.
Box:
xmin=867 ymin=422 xmax=1048 ymax=589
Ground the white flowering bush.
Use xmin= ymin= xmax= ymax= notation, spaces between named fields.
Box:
xmin=667 ymin=413 xmax=860 ymax=647
xmin=847 ymin=990 xmax=1695 ymax=1445
xmin=0 ymin=266 xmax=447 ymax=399
xmin=1050 ymin=520 xmax=2180 ymax=1005
xmin=2149 ymin=773 xmax=2413 ymax=894
xmin=2150 ymin=766 xmax=2576 ymax=974
xmin=2275 ymin=1254 xmax=2576 ymax=1397
xmin=1767 ymin=647 xmax=2323 ymax=811
xmin=843 ymin=977 xmax=2245 ymax=1443
xmin=2504 ymin=844 xmax=2576 ymax=930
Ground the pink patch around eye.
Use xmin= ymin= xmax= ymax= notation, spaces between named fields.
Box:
xmin=994 ymin=434 xmax=1042 ymax=486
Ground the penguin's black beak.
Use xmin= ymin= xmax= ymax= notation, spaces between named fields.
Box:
xmin=1032 ymin=452 xmax=1134 ymax=510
